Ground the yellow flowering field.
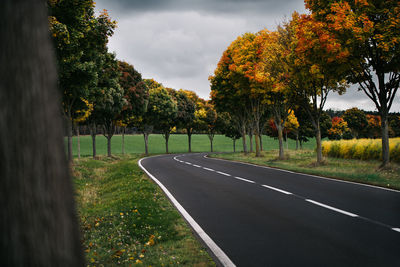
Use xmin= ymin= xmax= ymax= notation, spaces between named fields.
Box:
xmin=322 ymin=138 xmax=400 ymax=162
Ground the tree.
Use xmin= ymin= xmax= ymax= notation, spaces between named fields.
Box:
xmin=366 ymin=114 xmax=382 ymax=138
xmin=210 ymin=41 xmax=251 ymax=154
xmin=219 ymin=112 xmax=242 ymax=152
xmin=93 ymin=53 xmax=125 ymax=157
xmin=139 ymin=86 xmax=177 ymax=155
xmin=174 ymin=90 xmax=196 ymax=152
xmin=343 ymin=107 xmax=368 ymax=138
xmin=1 ymin=1 xmax=84 ymax=265
xmin=153 ymin=88 xmax=178 ymax=154
xmin=48 ymin=0 xmax=116 ymax=162
xmin=285 ymin=110 xmax=300 ymax=149
xmin=118 ymin=61 xmax=149 ymax=154
xmin=289 ymin=12 xmax=348 ymax=163
xmin=305 ymin=0 xmax=400 ymax=166
xmin=327 ymin=117 xmax=351 ymax=140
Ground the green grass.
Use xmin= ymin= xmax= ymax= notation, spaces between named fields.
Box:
xmin=211 ymin=150 xmax=400 ymax=191
xmin=69 ymin=134 xmax=316 ymax=156
xmin=73 ymin=155 xmax=215 ymax=266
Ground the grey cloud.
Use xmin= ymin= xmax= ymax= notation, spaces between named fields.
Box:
xmin=95 ymin=1 xmax=398 ymax=111
xmin=96 ymin=0 xmax=306 ymax=17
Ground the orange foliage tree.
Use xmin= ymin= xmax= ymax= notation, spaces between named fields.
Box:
xmin=288 ymin=12 xmax=348 ymax=163
xmin=305 ymin=0 xmax=400 ymax=166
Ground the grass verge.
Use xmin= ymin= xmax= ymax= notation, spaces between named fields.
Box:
xmin=211 ymin=150 xmax=400 ymax=191
xmin=73 ymin=155 xmax=215 ymax=266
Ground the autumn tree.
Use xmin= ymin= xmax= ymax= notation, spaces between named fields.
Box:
xmin=285 ymin=110 xmax=300 ymax=149
xmin=48 ymin=0 xmax=116 ymax=162
xmin=342 ymin=107 xmax=367 ymax=138
xmin=305 ymin=0 xmax=400 ymax=166
xmin=210 ymin=42 xmax=251 ymax=154
xmin=289 ymin=12 xmax=348 ymax=163
xmin=327 ymin=117 xmax=351 ymax=140
xmin=1 ymin=1 xmax=84 ymax=265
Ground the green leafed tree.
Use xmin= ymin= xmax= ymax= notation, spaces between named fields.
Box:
xmin=48 ymin=0 xmax=116 ymax=162
xmin=118 ymin=61 xmax=149 ymax=153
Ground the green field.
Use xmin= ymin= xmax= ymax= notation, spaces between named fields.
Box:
xmin=69 ymin=134 xmax=316 ymax=156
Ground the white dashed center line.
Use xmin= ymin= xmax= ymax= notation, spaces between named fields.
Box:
xmin=305 ymin=199 xmax=358 ymax=217
xmin=216 ymin=171 xmax=231 ymax=176
xmin=203 ymin=167 xmax=215 ymax=171
xmin=392 ymin=228 xmax=400 ymax=233
xmin=261 ymin=184 xmax=292 ymax=195
xmin=234 ymin=176 xmax=255 ymax=184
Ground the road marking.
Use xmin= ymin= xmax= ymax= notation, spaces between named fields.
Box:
xmin=192 ymin=164 xmax=201 ymax=168
xmin=234 ymin=176 xmax=255 ymax=184
xmin=204 ymin=155 xmax=400 ymax=193
xmin=216 ymin=171 xmax=231 ymax=176
xmin=203 ymin=167 xmax=215 ymax=171
xmin=261 ymin=184 xmax=292 ymax=195
xmin=305 ymin=199 xmax=358 ymax=217
xmin=138 ymin=157 xmax=236 ymax=267
xmin=185 ymin=162 xmax=192 ymax=165
xmin=392 ymin=228 xmax=400 ymax=233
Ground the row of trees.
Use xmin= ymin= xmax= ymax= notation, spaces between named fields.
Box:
xmin=210 ymin=0 xmax=400 ymax=167
xmin=47 ymin=1 xmax=222 ymax=160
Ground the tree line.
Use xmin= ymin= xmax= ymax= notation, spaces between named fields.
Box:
xmin=209 ymin=1 xmax=400 ymax=167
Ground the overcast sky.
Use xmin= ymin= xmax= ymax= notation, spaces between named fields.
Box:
xmin=95 ymin=0 xmax=399 ymax=112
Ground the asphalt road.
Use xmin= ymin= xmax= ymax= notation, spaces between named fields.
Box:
xmin=139 ymin=153 xmax=400 ymax=267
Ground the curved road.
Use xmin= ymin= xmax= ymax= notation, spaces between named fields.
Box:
xmin=139 ymin=153 xmax=400 ymax=267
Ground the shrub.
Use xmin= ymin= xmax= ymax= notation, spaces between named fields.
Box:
xmin=322 ymin=138 xmax=400 ymax=162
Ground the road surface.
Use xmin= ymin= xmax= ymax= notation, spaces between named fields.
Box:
xmin=139 ymin=153 xmax=400 ymax=267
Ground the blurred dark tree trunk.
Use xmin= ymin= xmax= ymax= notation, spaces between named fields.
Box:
xmin=0 ymin=1 xmax=84 ymax=266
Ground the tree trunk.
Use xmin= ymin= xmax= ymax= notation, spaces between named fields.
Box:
xmin=144 ymin=133 xmax=149 ymax=155
xmin=233 ymin=139 xmax=236 ymax=152
xmin=255 ymin=133 xmax=261 ymax=157
xmin=259 ymin=135 xmax=263 ymax=151
xmin=164 ymin=132 xmax=170 ymax=154
xmin=121 ymin=127 xmax=125 ymax=155
xmin=187 ymin=128 xmax=192 ymax=152
xmin=249 ymin=133 xmax=253 ymax=153
xmin=90 ymin=123 xmax=96 ymax=159
xmin=67 ymin=113 xmax=73 ymax=163
xmin=0 ymin=1 xmax=84 ymax=265
xmin=241 ymin=124 xmax=247 ymax=153
xmin=381 ymin=113 xmax=390 ymax=167
xmin=208 ymin=135 xmax=214 ymax=152
xmin=315 ymin=121 xmax=323 ymax=164
xmin=76 ymin=124 xmax=80 ymax=159
xmin=107 ymin=135 xmax=112 ymax=157
xmin=277 ymin=123 xmax=285 ymax=160
xmin=295 ymin=132 xmax=299 ymax=150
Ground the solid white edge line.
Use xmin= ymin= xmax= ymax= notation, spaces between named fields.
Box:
xmin=392 ymin=228 xmax=400 ymax=233
xmin=216 ymin=171 xmax=231 ymax=176
xmin=305 ymin=199 xmax=358 ymax=218
xmin=204 ymin=155 xmax=400 ymax=193
xmin=234 ymin=176 xmax=255 ymax=184
xmin=138 ymin=158 xmax=236 ymax=267
xmin=261 ymin=184 xmax=292 ymax=195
